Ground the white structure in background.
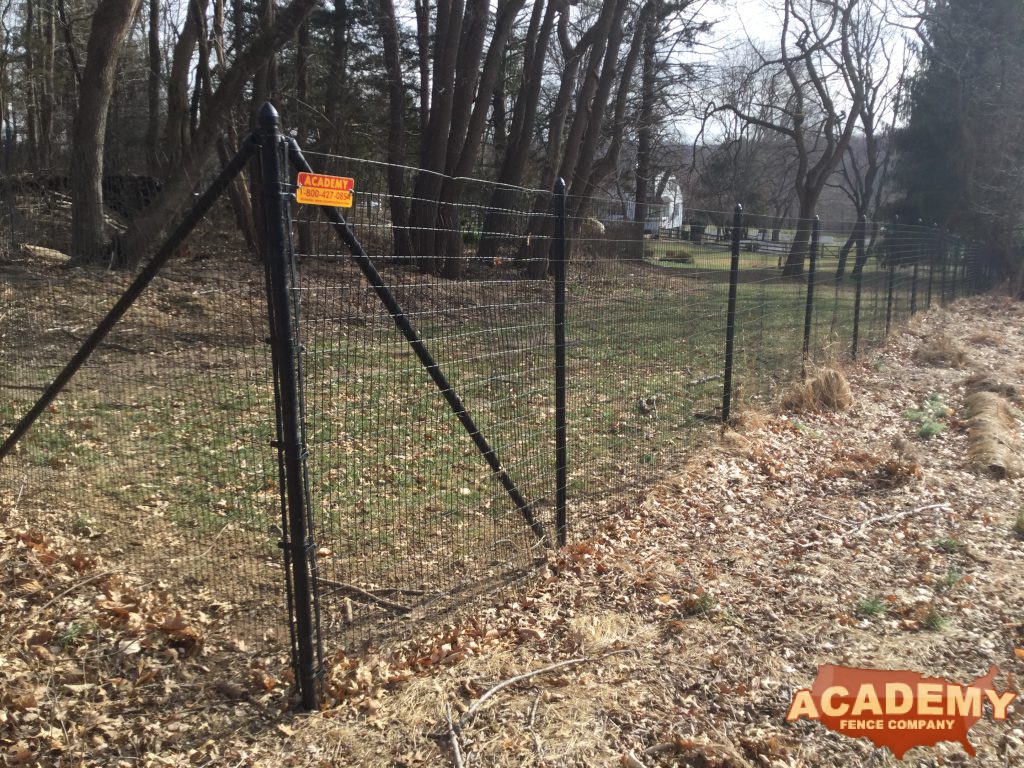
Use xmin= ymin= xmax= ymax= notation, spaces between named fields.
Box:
xmin=659 ymin=174 xmax=685 ymax=229
xmin=623 ymin=173 xmax=685 ymax=232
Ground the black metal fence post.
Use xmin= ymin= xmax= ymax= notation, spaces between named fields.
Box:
xmin=952 ymin=242 xmax=962 ymax=301
xmin=939 ymin=230 xmax=948 ymax=306
xmin=553 ymin=178 xmax=568 ymax=548
xmin=801 ymin=215 xmax=819 ymax=371
xmin=910 ymin=224 xmax=919 ymax=315
xmin=926 ymin=225 xmax=936 ymax=309
xmin=885 ymin=254 xmax=896 ymax=336
xmin=852 ymin=216 xmax=866 ymax=360
xmin=257 ymin=103 xmax=321 ymax=712
xmin=722 ymin=203 xmax=742 ymax=423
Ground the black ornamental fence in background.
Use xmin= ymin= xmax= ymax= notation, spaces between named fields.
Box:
xmin=0 ymin=104 xmax=997 ymax=709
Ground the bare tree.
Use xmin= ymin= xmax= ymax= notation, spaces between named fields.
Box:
xmin=710 ymin=0 xmax=873 ymax=275
xmin=832 ymin=1 xmax=904 ymax=277
xmin=69 ymin=0 xmax=144 ymax=263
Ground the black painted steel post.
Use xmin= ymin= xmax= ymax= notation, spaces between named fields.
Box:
xmin=939 ymin=232 xmax=948 ymax=306
xmin=801 ymin=215 xmax=820 ymax=371
xmin=926 ymin=225 xmax=936 ymax=309
xmin=885 ymin=258 xmax=895 ymax=336
xmin=258 ymin=104 xmax=320 ymax=712
xmin=553 ymin=179 xmax=568 ymax=548
xmin=722 ymin=204 xmax=742 ymax=423
xmin=910 ymin=227 xmax=919 ymax=316
xmin=852 ymin=216 xmax=866 ymax=360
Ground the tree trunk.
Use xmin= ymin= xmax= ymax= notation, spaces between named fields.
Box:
xmin=476 ymin=0 xmax=555 ymax=263
xmin=111 ymin=0 xmax=319 ymax=266
xmin=633 ymin=1 xmax=658 ymax=225
xmin=414 ymin=0 xmax=431 ymax=139
xmin=435 ymin=0 xmax=526 ymax=278
xmin=146 ymin=0 xmax=161 ymax=174
xmin=375 ymin=0 xmax=412 ymax=257
xmin=211 ymin=0 xmax=257 ymax=253
xmin=25 ymin=0 xmax=39 ymax=169
xmin=325 ymin=0 xmax=349 ymax=153
xmin=70 ymin=0 xmax=144 ymax=264
xmin=164 ymin=0 xmax=208 ymax=171
xmin=781 ymin=194 xmax=814 ymax=277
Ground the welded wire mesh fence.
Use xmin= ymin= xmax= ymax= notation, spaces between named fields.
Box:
xmin=0 ymin=155 xmax=293 ymax=652
xmin=0 ymin=115 xmax=998 ymax=708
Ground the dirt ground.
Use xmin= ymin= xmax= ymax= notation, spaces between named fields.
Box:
xmin=2 ymin=293 xmax=1023 ymax=767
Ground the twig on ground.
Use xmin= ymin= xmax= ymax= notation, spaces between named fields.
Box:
xmin=844 ymin=503 xmax=950 ymax=538
xmin=4 ymin=570 xmax=114 ymax=642
xmin=526 ymin=691 xmax=543 ymax=761
xmin=445 ymin=703 xmax=464 ymax=768
xmin=455 ymin=648 xmax=635 ymax=729
xmin=317 ymin=577 xmax=411 ymax=614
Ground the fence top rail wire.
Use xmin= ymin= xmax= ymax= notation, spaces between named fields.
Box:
xmin=298 ymin=149 xmax=553 ymax=197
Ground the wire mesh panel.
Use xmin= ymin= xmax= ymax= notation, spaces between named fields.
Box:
xmin=0 ymin=175 xmax=291 ymax=647
xmin=287 ymin=153 xmax=555 ymax=650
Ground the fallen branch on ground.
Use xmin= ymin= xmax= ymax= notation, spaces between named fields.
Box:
xmin=317 ymin=577 xmax=411 ymax=614
xmin=844 ymin=504 xmax=950 ymax=538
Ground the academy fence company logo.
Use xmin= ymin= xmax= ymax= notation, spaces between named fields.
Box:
xmin=786 ymin=664 xmax=1017 ymax=759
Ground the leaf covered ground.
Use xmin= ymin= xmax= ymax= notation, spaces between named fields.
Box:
xmin=2 ymin=294 xmax=1023 ymax=767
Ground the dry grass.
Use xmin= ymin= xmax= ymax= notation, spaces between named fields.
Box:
xmin=913 ymin=333 xmax=967 ymax=368
xmin=967 ymin=329 xmax=1003 ymax=347
xmin=781 ymin=368 xmax=853 ymax=413
xmin=963 ymin=391 xmax=1024 ymax=479
xmin=963 ymin=374 xmax=1020 ymax=402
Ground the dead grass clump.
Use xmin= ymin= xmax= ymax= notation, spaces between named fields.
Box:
xmin=963 ymin=392 xmax=1024 ymax=479
xmin=728 ymin=407 xmax=766 ymax=433
xmin=967 ymin=329 xmax=1002 ymax=347
xmin=963 ymin=374 xmax=1020 ymax=402
xmin=913 ymin=334 xmax=967 ymax=368
xmin=782 ymin=368 xmax=853 ymax=413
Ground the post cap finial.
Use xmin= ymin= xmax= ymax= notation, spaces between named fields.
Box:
xmin=734 ymin=202 xmax=743 ymax=213
xmin=258 ymin=102 xmax=280 ymax=132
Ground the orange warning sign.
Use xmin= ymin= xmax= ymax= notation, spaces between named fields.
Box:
xmin=296 ymin=172 xmax=354 ymax=207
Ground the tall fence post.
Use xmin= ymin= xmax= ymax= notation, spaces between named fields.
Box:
xmin=722 ymin=203 xmax=742 ymax=423
xmin=885 ymin=250 xmax=896 ymax=336
xmin=851 ymin=216 xmax=866 ymax=360
xmin=553 ymin=178 xmax=568 ymax=548
xmin=910 ymin=227 xmax=919 ymax=316
xmin=257 ymin=103 xmax=321 ymax=711
xmin=951 ymin=242 xmax=961 ymax=301
xmin=926 ymin=224 xmax=936 ymax=309
xmin=801 ymin=215 xmax=819 ymax=372
xmin=939 ymin=230 xmax=948 ymax=306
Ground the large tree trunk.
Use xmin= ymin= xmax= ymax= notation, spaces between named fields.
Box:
xmin=325 ymin=0 xmax=349 ymax=153
xmin=408 ymin=0 xmax=465 ymax=273
xmin=633 ymin=1 xmax=658 ymax=225
xmin=476 ymin=0 xmax=556 ymax=263
xmin=781 ymin=193 xmax=815 ymax=277
xmin=376 ymin=0 xmax=413 ymax=257
xmin=435 ymin=0 xmax=526 ymax=278
xmin=146 ymin=0 xmax=161 ymax=174
xmin=70 ymin=0 xmax=143 ymax=263
xmin=25 ymin=0 xmax=38 ymax=169
xmin=164 ymin=0 xmax=208 ymax=172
